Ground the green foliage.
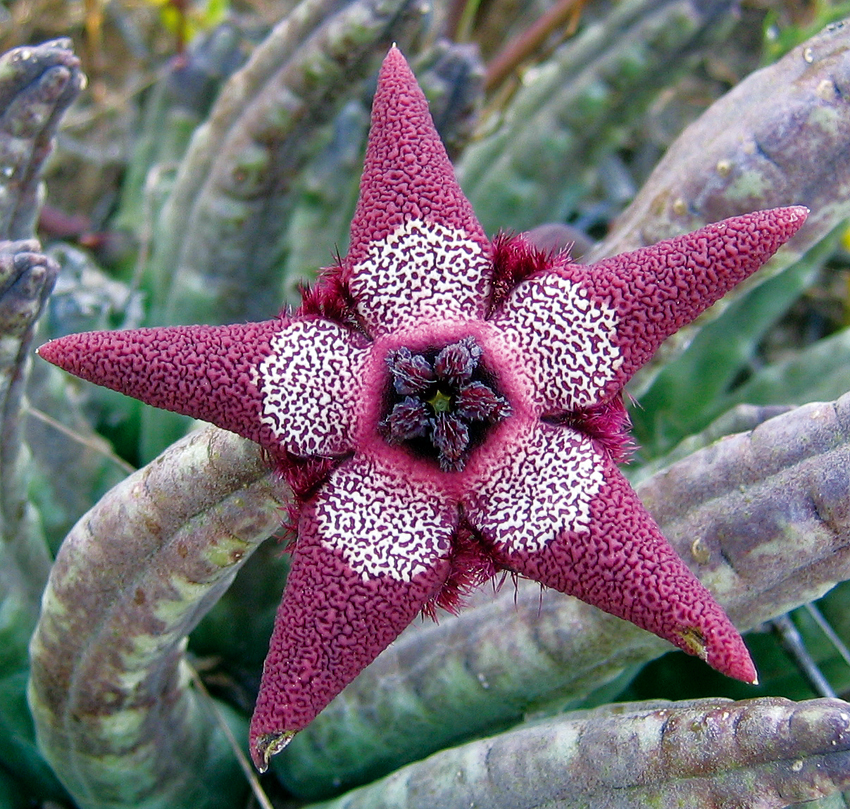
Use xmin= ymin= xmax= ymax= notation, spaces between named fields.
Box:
xmin=762 ymin=0 xmax=850 ymax=63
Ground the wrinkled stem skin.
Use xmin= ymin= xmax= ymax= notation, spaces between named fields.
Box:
xmin=0 ymin=243 xmax=59 ymax=588
xmin=585 ymin=20 xmax=850 ymax=398
xmin=0 ymin=38 xmax=82 ymax=805
xmin=0 ymin=39 xmax=81 ymax=569
xmin=0 ymin=40 xmax=84 ymax=241
xmin=28 ymin=428 xmax=289 ymax=809
xmin=278 ymin=393 xmax=850 ymax=798
xmin=0 ymin=242 xmax=64 ymax=804
xmin=585 ymin=20 xmax=850 ymax=262
xmin=307 ymin=697 xmax=850 ymax=809
xmin=457 ymin=0 xmax=739 ymax=234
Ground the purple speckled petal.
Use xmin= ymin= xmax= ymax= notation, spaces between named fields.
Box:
xmin=249 ymin=453 xmax=456 ymax=770
xmin=255 ymin=318 xmax=370 ymax=457
xmin=465 ymin=421 xmax=606 ymax=556
xmin=489 ymin=273 xmax=624 ymax=415
xmin=467 ymin=422 xmax=755 ymax=683
xmin=581 ymin=207 xmax=807 ymax=401
xmin=491 ymin=208 xmax=807 ymax=415
xmin=37 ymin=322 xmax=284 ymax=450
xmin=306 ymin=451 xmax=457 ymax=581
xmin=343 ymin=47 xmax=491 ymax=336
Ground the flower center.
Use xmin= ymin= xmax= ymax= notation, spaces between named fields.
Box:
xmin=380 ymin=336 xmax=512 ymax=471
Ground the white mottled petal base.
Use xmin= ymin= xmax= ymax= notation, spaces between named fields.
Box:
xmin=349 ymin=219 xmax=491 ymax=336
xmin=311 ymin=454 xmax=456 ymax=581
xmin=466 ymin=422 xmax=604 ymax=553
xmin=257 ymin=320 xmax=369 ymax=457
xmin=491 ymin=273 xmax=623 ymax=413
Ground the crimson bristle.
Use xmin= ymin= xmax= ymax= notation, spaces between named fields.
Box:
xmin=297 ymin=256 xmax=362 ymax=332
xmin=489 ymin=232 xmax=566 ymax=314
xmin=422 ymin=520 xmax=498 ymax=619
xmin=551 ymin=396 xmax=636 ymax=464
xmin=280 ymin=501 xmax=301 ymax=537
xmin=276 ymin=454 xmax=338 ymax=503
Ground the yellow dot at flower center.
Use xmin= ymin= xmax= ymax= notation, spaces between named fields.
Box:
xmin=427 ymin=390 xmax=452 ymax=414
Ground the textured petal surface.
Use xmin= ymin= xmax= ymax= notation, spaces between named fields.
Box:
xmin=490 ymin=273 xmax=624 ymax=414
xmin=466 ymin=423 xmax=755 ymax=682
xmin=465 ymin=421 xmax=606 ymax=551
xmin=249 ymin=454 xmax=456 ymax=770
xmin=37 ymin=322 xmax=283 ymax=448
xmin=583 ymin=207 xmax=806 ymax=401
xmin=494 ymin=207 xmax=807 ymax=413
xmin=344 ymin=47 xmax=491 ymax=335
xmin=308 ymin=451 xmax=456 ymax=581
xmin=348 ymin=218 xmax=492 ymax=336
xmin=255 ymin=319 xmax=369 ymax=457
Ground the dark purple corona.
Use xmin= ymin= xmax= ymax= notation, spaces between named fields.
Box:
xmin=381 ymin=337 xmax=511 ymax=470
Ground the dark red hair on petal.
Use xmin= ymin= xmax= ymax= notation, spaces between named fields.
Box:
xmin=297 ymin=256 xmax=363 ymax=333
xmin=276 ymin=454 xmax=339 ymax=505
xmin=547 ymin=396 xmax=636 ymax=465
xmin=423 ymin=518 xmax=499 ymax=619
xmin=488 ymin=231 xmax=568 ymax=315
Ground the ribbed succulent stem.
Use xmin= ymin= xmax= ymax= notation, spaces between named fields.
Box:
xmin=457 ymin=0 xmax=739 ymax=233
xmin=28 ymin=427 xmax=288 ymax=809
xmin=0 ymin=39 xmax=82 ymax=804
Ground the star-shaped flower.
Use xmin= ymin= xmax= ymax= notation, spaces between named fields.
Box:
xmin=38 ymin=47 xmax=807 ymax=772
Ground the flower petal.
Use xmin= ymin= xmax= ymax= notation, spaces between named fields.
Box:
xmin=465 ymin=422 xmax=756 ymax=683
xmin=38 ymin=322 xmax=284 ymax=449
xmin=489 ymin=272 xmax=624 ymax=414
xmin=344 ymin=47 xmax=491 ymax=335
xmin=581 ymin=207 xmax=807 ymax=399
xmin=256 ymin=319 xmax=369 ymax=457
xmin=348 ymin=217 xmax=492 ymax=337
xmin=308 ymin=451 xmax=457 ymax=581
xmin=492 ymin=208 xmax=807 ymax=414
xmin=249 ymin=454 xmax=456 ymax=770
xmin=465 ymin=421 xmax=606 ymax=553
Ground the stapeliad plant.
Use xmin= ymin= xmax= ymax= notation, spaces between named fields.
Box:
xmin=1 ymin=2 xmax=850 ymax=808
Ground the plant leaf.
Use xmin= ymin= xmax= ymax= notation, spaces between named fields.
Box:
xmin=305 ymin=697 xmax=850 ymax=809
xmin=28 ymin=427 xmax=288 ymax=809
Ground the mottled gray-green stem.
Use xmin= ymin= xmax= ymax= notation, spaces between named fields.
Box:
xmin=306 ymin=697 xmax=850 ymax=809
xmin=147 ymin=0 xmax=431 ymax=329
xmin=0 ymin=39 xmax=84 ymax=240
xmin=0 ymin=36 xmax=82 ymax=645
xmin=588 ymin=20 xmax=850 ymax=430
xmin=456 ymin=0 xmax=738 ymax=233
xmin=585 ymin=20 xmax=850 ymax=263
xmin=0 ymin=39 xmax=82 ymax=804
xmin=28 ymin=428 xmax=289 ymax=809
